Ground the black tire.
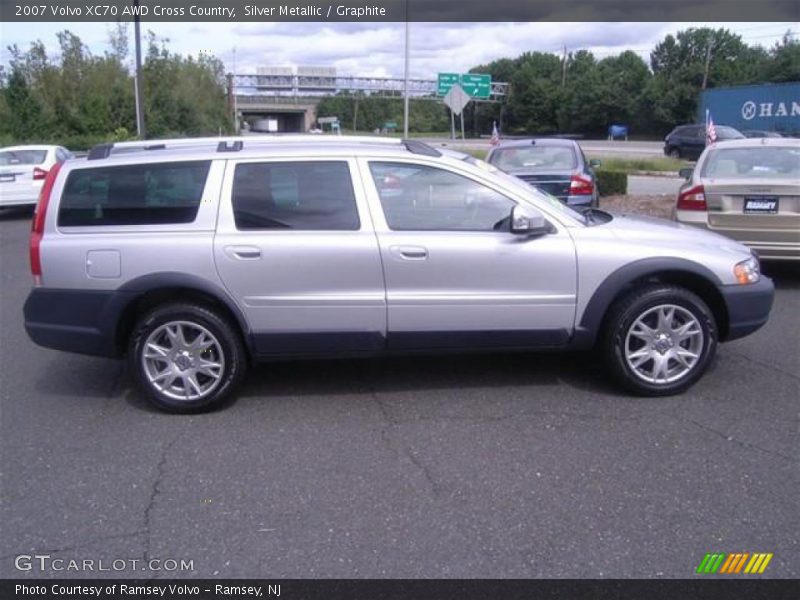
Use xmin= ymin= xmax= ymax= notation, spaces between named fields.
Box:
xmin=603 ymin=284 xmax=717 ymax=396
xmin=668 ymin=147 xmax=681 ymax=159
xmin=128 ymin=303 xmax=247 ymax=413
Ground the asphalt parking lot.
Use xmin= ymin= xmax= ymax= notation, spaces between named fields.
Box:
xmin=1 ymin=206 xmax=798 ymax=579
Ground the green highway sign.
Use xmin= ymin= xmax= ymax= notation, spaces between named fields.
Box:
xmin=437 ymin=73 xmax=460 ymax=96
xmin=437 ymin=72 xmax=491 ymax=99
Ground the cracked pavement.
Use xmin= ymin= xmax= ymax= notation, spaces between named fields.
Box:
xmin=1 ymin=210 xmax=798 ymax=578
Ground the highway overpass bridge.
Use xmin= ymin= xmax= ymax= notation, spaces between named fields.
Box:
xmin=230 ymin=73 xmax=509 ymax=133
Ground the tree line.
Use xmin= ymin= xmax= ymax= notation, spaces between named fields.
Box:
xmin=0 ymin=25 xmax=231 ymax=149
xmin=1 ymin=26 xmax=797 ymax=148
xmin=317 ymin=28 xmax=798 ymax=137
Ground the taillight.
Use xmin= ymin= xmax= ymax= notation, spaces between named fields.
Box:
xmin=30 ymin=162 xmax=62 ymax=285
xmin=569 ymin=175 xmax=594 ymax=195
xmin=677 ymin=184 xmax=707 ymax=211
xmin=33 ymin=166 xmax=48 ymax=180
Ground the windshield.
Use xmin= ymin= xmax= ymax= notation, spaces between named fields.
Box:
xmin=715 ymin=126 xmax=745 ymax=140
xmin=0 ymin=149 xmax=47 ymax=166
xmin=701 ymin=146 xmax=800 ymax=179
xmin=462 ymin=155 xmax=586 ymax=223
xmin=488 ymin=145 xmax=577 ymax=171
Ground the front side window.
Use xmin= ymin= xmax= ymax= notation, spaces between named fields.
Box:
xmin=232 ymin=161 xmax=359 ymax=230
xmin=369 ymin=162 xmax=515 ymax=232
xmin=59 ymin=161 xmax=211 ymax=227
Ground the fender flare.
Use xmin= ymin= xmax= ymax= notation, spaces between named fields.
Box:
xmin=117 ymin=272 xmax=252 ymax=346
xmin=571 ymin=257 xmax=723 ymax=349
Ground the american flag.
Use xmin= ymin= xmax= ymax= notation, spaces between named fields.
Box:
xmin=705 ymin=109 xmax=717 ymax=145
xmin=490 ymin=121 xmax=500 ymax=146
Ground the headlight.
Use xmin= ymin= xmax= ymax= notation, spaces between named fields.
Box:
xmin=734 ymin=256 xmax=760 ymax=284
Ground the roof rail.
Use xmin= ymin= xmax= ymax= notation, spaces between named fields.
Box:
xmin=86 ymin=135 xmax=443 ymax=160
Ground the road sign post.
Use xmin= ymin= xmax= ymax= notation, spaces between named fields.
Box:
xmin=443 ymin=84 xmax=471 ymax=141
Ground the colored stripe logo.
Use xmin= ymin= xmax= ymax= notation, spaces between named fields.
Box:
xmin=696 ymin=552 xmax=773 ymax=574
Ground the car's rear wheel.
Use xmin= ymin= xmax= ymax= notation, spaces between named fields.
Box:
xmin=668 ymin=147 xmax=681 ymax=159
xmin=128 ymin=303 xmax=247 ymax=413
xmin=604 ymin=284 xmax=717 ymax=396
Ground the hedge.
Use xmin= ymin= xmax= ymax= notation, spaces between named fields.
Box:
xmin=595 ymin=169 xmax=628 ymax=197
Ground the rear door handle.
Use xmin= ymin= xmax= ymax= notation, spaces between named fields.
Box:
xmin=391 ymin=245 xmax=428 ymax=260
xmin=225 ymin=246 xmax=262 ymax=260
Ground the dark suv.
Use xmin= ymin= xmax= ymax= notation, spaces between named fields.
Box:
xmin=664 ymin=125 xmax=744 ymax=160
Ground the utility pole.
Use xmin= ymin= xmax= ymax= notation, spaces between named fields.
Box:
xmin=702 ymin=41 xmax=713 ymax=90
xmin=133 ymin=0 xmax=146 ymax=139
xmin=561 ymin=44 xmax=568 ymax=87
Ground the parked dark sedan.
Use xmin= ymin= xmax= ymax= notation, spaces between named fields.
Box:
xmin=485 ymin=138 xmax=600 ymax=207
xmin=663 ymin=124 xmax=744 ymax=160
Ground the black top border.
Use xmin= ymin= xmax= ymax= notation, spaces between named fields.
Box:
xmin=1 ymin=0 xmax=798 ymax=22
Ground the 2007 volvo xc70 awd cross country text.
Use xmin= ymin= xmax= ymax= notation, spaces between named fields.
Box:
xmin=23 ymin=136 xmax=774 ymax=412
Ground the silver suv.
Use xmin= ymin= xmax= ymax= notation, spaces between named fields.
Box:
xmin=24 ymin=136 xmax=774 ymax=412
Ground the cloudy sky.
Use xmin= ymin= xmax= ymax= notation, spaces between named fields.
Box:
xmin=1 ymin=21 xmax=795 ymax=78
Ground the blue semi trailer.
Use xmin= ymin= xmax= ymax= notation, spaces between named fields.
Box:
xmin=699 ymin=82 xmax=799 ymax=135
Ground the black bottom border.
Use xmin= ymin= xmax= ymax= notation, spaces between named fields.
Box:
xmin=3 ymin=579 xmax=799 ymax=600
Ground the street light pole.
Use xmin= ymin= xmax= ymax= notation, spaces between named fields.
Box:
xmin=232 ymin=46 xmax=238 ymax=134
xmin=133 ymin=0 xmax=146 ymax=139
xmin=403 ymin=10 xmax=410 ymax=138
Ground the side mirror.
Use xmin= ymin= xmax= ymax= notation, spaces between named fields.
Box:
xmin=679 ymin=167 xmax=694 ymax=180
xmin=511 ymin=205 xmax=550 ymax=236
xmin=589 ymin=159 xmax=602 ymax=168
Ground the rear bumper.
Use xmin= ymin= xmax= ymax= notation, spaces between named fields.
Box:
xmin=675 ymin=215 xmax=800 ymax=261
xmin=24 ymin=288 xmax=135 ymax=357
xmin=718 ymin=277 xmax=774 ymax=342
xmin=0 ymin=182 xmax=42 ymax=206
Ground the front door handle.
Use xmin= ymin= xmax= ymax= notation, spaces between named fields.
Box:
xmin=225 ymin=246 xmax=262 ymax=260
xmin=391 ymin=245 xmax=428 ymax=261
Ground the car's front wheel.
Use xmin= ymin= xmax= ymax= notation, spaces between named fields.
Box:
xmin=128 ymin=303 xmax=247 ymax=413
xmin=604 ymin=285 xmax=717 ymax=396
xmin=668 ymin=147 xmax=681 ymax=159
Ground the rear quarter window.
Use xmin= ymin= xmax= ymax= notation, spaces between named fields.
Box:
xmin=58 ymin=161 xmax=211 ymax=227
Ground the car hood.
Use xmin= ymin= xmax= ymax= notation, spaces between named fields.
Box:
xmin=601 ymin=212 xmax=753 ymax=258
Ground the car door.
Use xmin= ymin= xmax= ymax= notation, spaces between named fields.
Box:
xmin=687 ymin=126 xmax=707 ymax=160
xmin=358 ymin=158 xmax=578 ymax=350
xmin=214 ymin=158 xmax=386 ymax=356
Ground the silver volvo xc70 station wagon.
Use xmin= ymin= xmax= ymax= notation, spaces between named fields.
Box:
xmin=24 ymin=136 xmax=774 ymax=412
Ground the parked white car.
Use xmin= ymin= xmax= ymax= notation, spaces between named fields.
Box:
xmin=0 ymin=145 xmax=73 ymax=208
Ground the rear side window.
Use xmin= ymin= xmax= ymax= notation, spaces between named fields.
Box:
xmin=232 ymin=161 xmax=359 ymax=230
xmin=58 ymin=161 xmax=211 ymax=227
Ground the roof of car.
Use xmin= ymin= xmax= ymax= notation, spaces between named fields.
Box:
xmin=60 ymin=136 xmax=477 ymax=171
xmin=491 ymin=138 xmax=579 ymax=149
xmin=0 ymin=145 xmax=59 ymax=152
xmin=708 ymin=137 xmax=800 ymax=149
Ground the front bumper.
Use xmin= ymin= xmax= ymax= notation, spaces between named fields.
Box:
xmin=718 ymin=276 xmax=774 ymax=342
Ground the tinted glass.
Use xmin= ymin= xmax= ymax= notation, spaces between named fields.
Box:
xmin=0 ymin=149 xmax=47 ymax=166
xmin=232 ymin=161 xmax=359 ymax=230
xmin=369 ymin=162 xmax=515 ymax=231
xmin=716 ymin=126 xmax=745 ymax=140
xmin=701 ymin=146 xmax=800 ymax=179
xmin=488 ymin=145 xmax=577 ymax=171
xmin=59 ymin=161 xmax=210 ymax=227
